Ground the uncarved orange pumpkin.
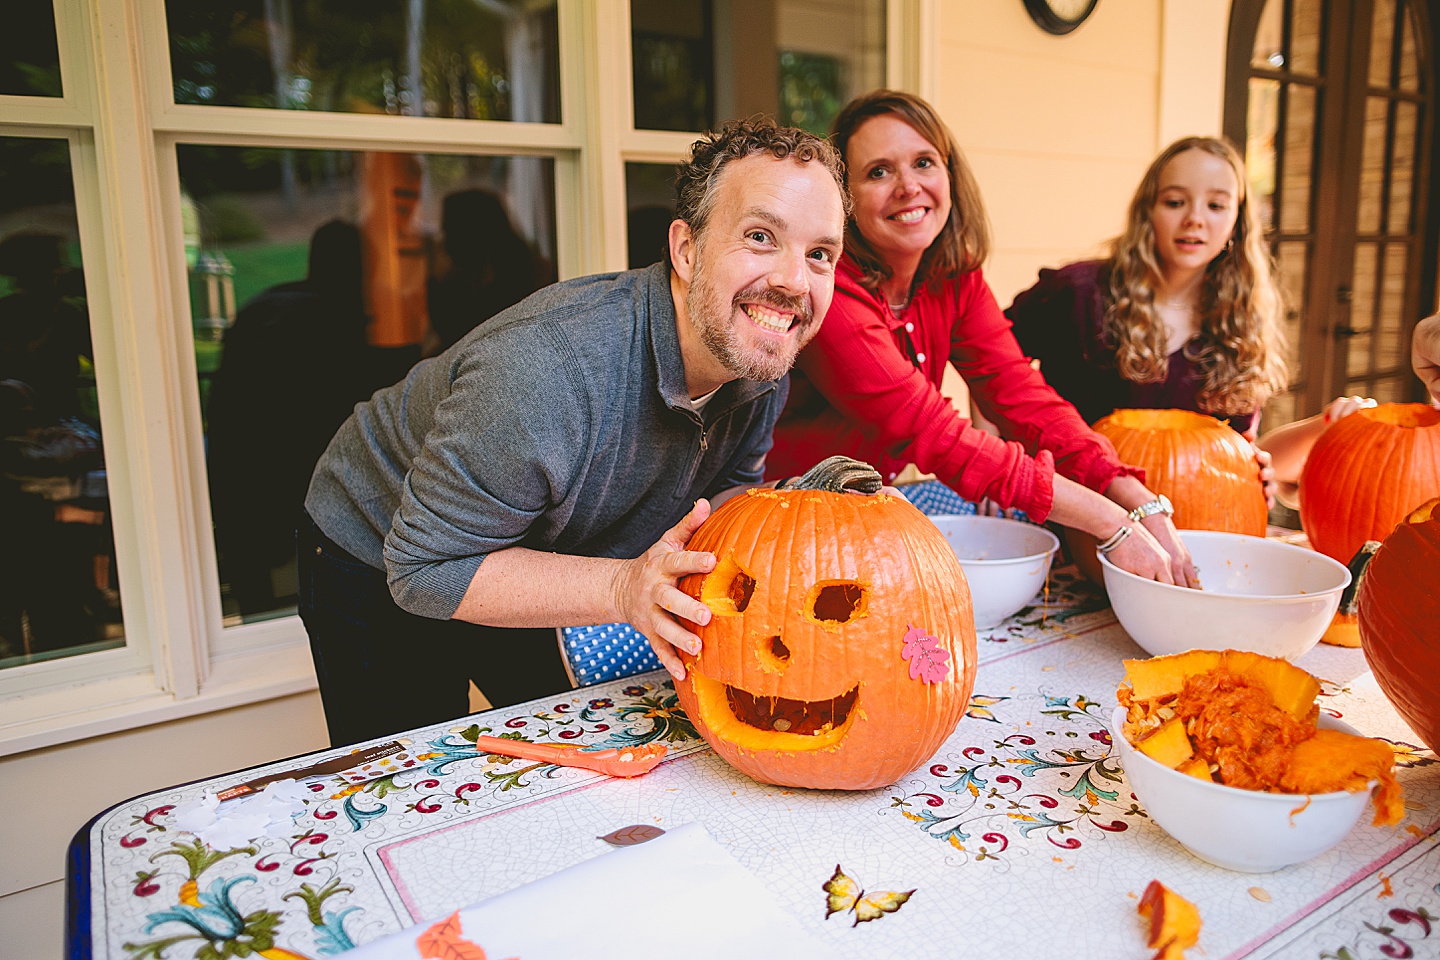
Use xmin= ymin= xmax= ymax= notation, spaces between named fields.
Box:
xmin=673 ymin=457 xmax=977 ymax=790
xmin=1358 ymin=497 xmax=1440 ymax=752
xmin=1299 ymin=403 xmax=1440 ymax=563
xmin=1069 ymin=408 xmax=1266 ymax=583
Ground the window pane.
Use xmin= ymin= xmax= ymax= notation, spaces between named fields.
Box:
xmin=1398 ymin=1 xmax=1419 ymax=92
xmin=1 ymin=137 xmax=125 ymax=669
xmin=1275 ymin=241 xmax=1308 ymax=377
xmin=165 ymin=0 xmax=559 ymax=122
xmin=1374 ymin=242 xmax=1406 ymax=370
xmin=1356 ymin=96 xmax=1388 ymax=234
xmin=1246 ymin=78 xmax=1280 ymax=233
xmin=1369 ymin=0 xmax=1395 ymax=88
xmin=1389 ymin=101 xmax=1417 ymax=234
xmin=1279 ymin=84 xmax=1316 ymax=233
xmin=631 ymin=0 xmax=885 ymax=133
xmin=1250 ymin=0 xmax=1284 ymax=71
xmin=0 ymin=0 xmax=62 ymax=97
xmin=1350 ymin=240 xmax=1377 ymax=334
xmin=1288 ymin=0 xmax=1322 ymax=77
xmin=626 ymin=162 xmax=677 ymax=270
xmin=177 ymin=145 xmax=556 ymax=623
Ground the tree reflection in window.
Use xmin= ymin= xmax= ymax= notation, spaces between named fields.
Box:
xmin=164 ymin=0 xmax=559 ymax=122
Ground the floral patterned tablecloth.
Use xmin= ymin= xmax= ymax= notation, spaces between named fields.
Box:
xmin=68 ymin=569 xmax=1440 ymax=960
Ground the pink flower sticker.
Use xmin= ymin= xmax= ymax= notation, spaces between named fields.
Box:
xmin=901 ymin=624 xmax=951 ymax=684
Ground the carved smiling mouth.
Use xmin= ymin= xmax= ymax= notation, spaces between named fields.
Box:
xmin=689 ymin=673 xmax=861 ymax=751
xmin=726 ymin=683 xmax=860 ymax=734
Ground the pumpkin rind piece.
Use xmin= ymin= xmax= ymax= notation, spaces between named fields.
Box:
xmin=1299 ymin=403 xmax=1440 ymax=562
xmin=1122 ymin=651 xmax=1224 ymax=701
xmin=673 ymin=458 xmax=978 ymax=790
xmin=1217 ymin=651 xmax=1321 ymax=724
xmin=1358 ymin=496 xmax=1440 ymax=753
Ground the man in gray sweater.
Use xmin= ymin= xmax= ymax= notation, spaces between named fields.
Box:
xmin=299 ymin=119 xmax=849 ymax=745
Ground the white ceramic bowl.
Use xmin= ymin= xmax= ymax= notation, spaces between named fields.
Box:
xmin=928 ymin=515 xmax=1059 ymax=629
xmin=1099 ymin=530 xmax=1350 ymax=660
xmin=1110 ymin=707 xmax=1375 ymax=872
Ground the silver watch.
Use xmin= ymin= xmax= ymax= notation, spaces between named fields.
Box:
xmin=1127 ymin=494 xmax=1174 ymax=523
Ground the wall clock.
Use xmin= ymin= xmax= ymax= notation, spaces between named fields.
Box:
xmin=1023 ymin=0 xmax=1099 ymax=35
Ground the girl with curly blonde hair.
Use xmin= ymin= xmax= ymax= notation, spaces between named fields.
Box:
xmin=1009 ymin=136 xmax=1367 ymax=500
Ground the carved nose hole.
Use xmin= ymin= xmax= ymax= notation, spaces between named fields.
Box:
xmin=769 ymin=636 xmax=790 ymax=662
xmin=728 ymin=573 xmax=755 ymax=612
xmin=812 ymin=582 xmax=865 ymax=623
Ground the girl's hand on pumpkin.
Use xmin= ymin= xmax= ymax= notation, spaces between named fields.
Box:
xmin=613 ymin=498 xmax=717 ymax=681
xmin=1251 ymin=443 xmax=1278 ymax=510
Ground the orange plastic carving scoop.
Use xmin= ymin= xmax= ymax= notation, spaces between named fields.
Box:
xmin=471 ymin=735 xmax=667 ymax=778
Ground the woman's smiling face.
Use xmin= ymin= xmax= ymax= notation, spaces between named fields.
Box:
xmin=845 ymin=113 xmax=952 ymax=268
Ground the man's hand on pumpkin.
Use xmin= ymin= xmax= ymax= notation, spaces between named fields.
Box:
xmin=613 ymin=498 xmax=717 ymax=681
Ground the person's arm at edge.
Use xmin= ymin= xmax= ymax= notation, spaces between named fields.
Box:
xmin=1414 ymin=314 xmax=1440 ymax=402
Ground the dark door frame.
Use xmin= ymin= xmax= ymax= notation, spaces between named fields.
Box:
xmin=1223 ymin=0 xmax=1438 ymax=409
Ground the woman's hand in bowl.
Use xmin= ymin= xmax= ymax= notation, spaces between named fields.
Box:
xmin=1107 ymin=520 xmax=1179 ymax=586
xmin=1138 ymin=513 xmax=1201 ymax=588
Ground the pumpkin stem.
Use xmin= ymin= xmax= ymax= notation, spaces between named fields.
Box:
xmin=778 ymin=456 xmax=883 ymax=494
xmin=1338 ymin=540 xmax=1382 ymax=615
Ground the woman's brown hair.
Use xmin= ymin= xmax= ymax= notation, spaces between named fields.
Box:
xmin=1108 ymin=136 xmax=1288 ymax=416
xmin=830 ymin=89 xmax=990 ymax=292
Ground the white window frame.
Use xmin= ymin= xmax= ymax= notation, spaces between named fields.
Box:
xmin=0 ymin=0 xmax=929 ymax=756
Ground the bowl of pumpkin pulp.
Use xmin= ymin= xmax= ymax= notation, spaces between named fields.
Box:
xmin=1111 ymin=650 xmax=1404 ymax=872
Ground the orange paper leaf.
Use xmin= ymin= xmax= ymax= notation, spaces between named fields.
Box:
xmin=416 ymin=912 xmax=493 ymax=960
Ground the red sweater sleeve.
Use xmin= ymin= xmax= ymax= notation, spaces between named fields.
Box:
xmin=946 ymin=272 xmax=1140 ymax=499
xmin=787 ymin=267 xmax=1058 ymax=518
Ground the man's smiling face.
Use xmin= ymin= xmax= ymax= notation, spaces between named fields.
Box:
xmin=672 ymin=153 xmax=846 ymax=392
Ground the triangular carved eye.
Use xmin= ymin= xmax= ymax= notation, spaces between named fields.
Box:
xmin=806 ymin=581 xmax=868 ymax=626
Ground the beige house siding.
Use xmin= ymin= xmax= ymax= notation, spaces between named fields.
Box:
xmin=938 ymin=0 xmax=1229 ymax=306
xmin=2 ymin=3 xmax=1231 ymax=956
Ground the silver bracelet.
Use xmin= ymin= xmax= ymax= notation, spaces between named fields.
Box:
xmin=1095 ymin=523 xmax=1132 ymax=555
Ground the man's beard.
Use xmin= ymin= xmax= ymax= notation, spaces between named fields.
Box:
xmin=687 ymin=259 xmax=815 ymax=382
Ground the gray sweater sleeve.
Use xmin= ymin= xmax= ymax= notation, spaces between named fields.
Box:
xmin=381 ymin=324 xmax=591 ymax=619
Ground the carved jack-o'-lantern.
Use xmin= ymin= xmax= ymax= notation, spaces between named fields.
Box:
xmin=674 ymin=458 xmax=978 ymax=790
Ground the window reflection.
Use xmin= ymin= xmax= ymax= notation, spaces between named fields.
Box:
xmin=1 ymin=137 xmax=124 ymax=669
xmin=626 ymin=163 xmax=677 ymax=270
xmin=178 ymin=145 xmax=556 ymax=623
xmin=631 ymin=0 xmax=885 ymax=133
xmin=165 ymin=0 xmax=559 ymax=122
xmin=0 ymin=1 xmax=62 ymax=97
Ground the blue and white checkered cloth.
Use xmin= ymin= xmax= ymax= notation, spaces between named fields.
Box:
xmin=558 ymin=479 xmax=1011 ymax=687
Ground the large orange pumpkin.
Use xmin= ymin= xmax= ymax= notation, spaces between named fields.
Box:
xmin=1069 ymin=408 xmax=1267 ymax=583
xmin=1358 ymin=497 xmax=1440 ymax=752
xmin=1299 ymin=403 xmax=1440 ymax=563
xmin=674 ymin=457 xmax=977 ymax=790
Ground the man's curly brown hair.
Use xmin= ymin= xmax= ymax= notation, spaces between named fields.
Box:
xmin=672 ymin=117 xmax=849 ymax=255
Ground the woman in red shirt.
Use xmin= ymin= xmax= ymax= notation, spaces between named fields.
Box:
xmin=768 ymin=89 xmax=1195 ymax=585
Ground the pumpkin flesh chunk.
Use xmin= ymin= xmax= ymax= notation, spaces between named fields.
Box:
xmin=1138 ymin=880 xmax=1201 ymax=960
